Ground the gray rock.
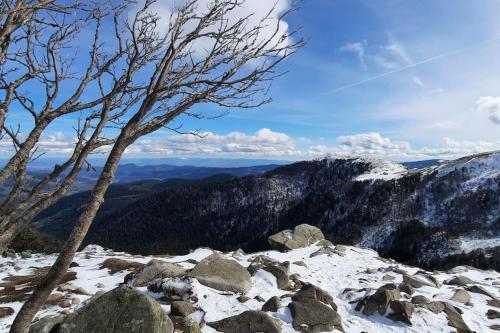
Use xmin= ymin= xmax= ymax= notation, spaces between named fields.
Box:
xmin=387 ymin=300 xmax=414 ymax=325
xmin=0 ymin=307 xmax=14 ymax=319
xmin=289 ymin=298 xmax=343 ymax=333
xmin=268 ymin=224 xmax=324 ymax=251
xmin=292 ymin=284 xmax=337 ymax=311
xmin=398 ymin=283 xmax=415 ymax=296
xmin=451 ymin=289 xmax=471 ymax=304
xmin=403 ymin=274 xmax=436 ymax=289
xmin=445 ymin=276 xmax=476 ymax=286
xmin=28 ymin=315 xmax=67 ymax=333
xmin=382 ymin=275 xmax=395 ymax=281
xmin=208 ymin=310 xmax=281 ymax=333
xmin=263 ymin=263 xmax=290 ymax=290
xmin=262 ymin=296 xmax=281 ymax=312
xmin=132 ymin=259 xmax=186 ymax=287
xmin=361 ymin=285 xmax=400 ymax=316
xmin=183 ymin=323 xmax=201 ymax=333
xmin=465 ymin=285 xmax=496 ymax=299
xmin=189 ymin=254 xmax=251 ymax=294
xmin=237 ymin=295 xmax=251 ymax=303
xmin=58 ymin=286 xmax=173 ymax=333
xmin=411 ymin=295 xmax=429 ymax=305
xmin=443 ymin=302 xmax=472 ymax=333
xmin=310 ymin=247 xmax=335 ymax=258
xmin=316 ymin=239 xmax=334 ymax=247
xmin=171 ymin=301 xmax=195 ymax=317
xmin=488 ymin=299 xmax=500 ymax=308
xmin=335 ymin=245 xmax=347 ymax=253
xmin=423 ymin=301 xmax=445 ymax=314
xmin=487 ymin=309 xmax=500 ymax=319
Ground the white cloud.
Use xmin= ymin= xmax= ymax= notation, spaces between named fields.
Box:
xmin=474 ymin=96 xmax=500 ymax=124
xmin=131 ymin=0 xmax=292 ymax=58
xmin=340 ymin=40 xmax=367 ymax=68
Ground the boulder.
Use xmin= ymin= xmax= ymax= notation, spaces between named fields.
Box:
xmin=465 ymin=285 xmax=496 ymax=299
xmin=288 ymin=298 xmax=343 ymax=333
xmin=403 ymin=274 xmax=436 ymax=289
xmin=100 ymin=258 xmax=143 ymax=274
xmin=443 ymin=302 xmax=472 ymax=333
xmin=387 ymin=300 xmax=414 ymax=325
xmin=451 ymin=289 xmax=471 ymax=304
xmin=0 ymin=306 xmax=14 ymax=319
xmin=487 ymin=309 xmax=500 ymax=319
xmin=58 ymin=286 xmax=173 ymax=333
xmin=360 ymin=285 xmax=400 ymax=316
xmin=488 ymin=299 xmax=500 ymax=308
xmin=57 ymin=284 xmax=91 ymax=295
xmin=398 ymin=283 xmax=415 ymax=296
xmin=292 ymin=284 xmax=337 ymax=311
xmin=28 ymin=315 xmax=67 ymax=333
xmin=208 ymin=310 xmax=281 ymax=333
xmin=421 ymin=301 xmax=445 ymax=314
xmin=445 ymin=276 xmax=475 ymax=286
xmin=411 ymin=295 xmax=429 ymax=305
xmin=382 ymin=275 xmax=395 ymax=281
xmin=189 ymin=254 xmax=252 ymax=294
xmin=171 ymin=301 xmax=195 ymax=317
xmin=183 ymin=323 xmax=201 ymax=333
xmin=132 ymin=259 xmax=186 ymax=287
xmin=268 ymin=224 xmax=324 ymax=251
xmin=310 ymin=247 xmax=336 ymax=258
xmin=316 ymin=240 xmax=334 ymax=247
xmin=262 ymin=296 xmax=281 ymax=312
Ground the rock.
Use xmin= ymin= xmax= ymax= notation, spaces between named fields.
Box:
xmin=21 ymin=250 xmax=32 ymax=259
xmin=57 ymin=284 xmax=91 ymax=295
xmin=443 ymin=302 xmax=472 ymax=333
xmin=421 ymin=301 xmax=445 ymax=314
xmin=411 ymin=295 xmax=429 ymax=305
xmin=58 ymin=286 xmax=173 ymax=333
xmin=451 ymin=289 xmax=471 ymax=304
xmin=487 ymin=309 xmax=500 ymax=319
xmin=148 ymin=277 xmax=194 ymax=301
xmin=132 ymin=259 xmax=186 ymax=287
xmin=382 ymin=274 xmax=395 ymax=281
xmin=415 ymin=271 xmax=441 ymax=288
xmin=189 ymin=254 xmax=251 ymax=294
xmin=46 ymin=293 xmax=65 ymax=306
xmin=387 ymin=300 xmax=413 ymax=325
xmin=491 ymin=325 xmax=500 ymax=331
xmin=445 ymin=276 xmax=476 ymax=286
xmin=171 ymin=301 xmax=195 ymax=317
xmin=398 ymin=283 xmax=414 ymax=296
xmin=208 ymin=310 xmax=281 ymax=333
xmin=289 ymin=298 xmax=343 ymax=333
xmin=465 ymin=285 xmax=496 ymax=299
xmin=488 ymin=299 xmax=500 ymax=308
xmin=100 ymin=258 xmax=143 ymax=274
xmin=335 ymin=245 xmax=347 ymax=253
xmin=237 ymin=295 xmax=251 ymax=303
xmin=316 ymin=239 xmax=334 ymax=247
xmin=28 ymin=315 xmax=67 ymax=333
xmin=268 ymin=224 xmax=324 ymax=251
xmin=255 ymin=295 xmax=266 ymax=302
xmin=69 ymin=262 xmax=80 ymax=268
xmin=262 ymin=296 xmax=281 ymax=312
xmin=292 ymin=284 xmax=337 ymax=311
xmin=310 ymin=247 xmax=335 ymax=258
xmin=403 ymin=274 xmax=436 ymax=289
xmin=263 ymin=263 xmax=290 ymax=290
xmin=361 ymin=285 xmax=400 ymax=316
xmin=0 ymin=306 xmax=14 ymax=319
xmin=293 ymin=261 xmax=307 ymax=267
xmin=183 ymin=322 xmax=201 ymax=333
xmin=71 ymin=297 xmax=80 ymax=305
xmin=96 ymin=283 xmax=105 ymax=288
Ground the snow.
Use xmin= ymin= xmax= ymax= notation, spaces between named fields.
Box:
xmin=2 ymin=243 xmax=500 ymax=332
xmin=455 ymin=237 xmax=500 ymax=254
xmin=353 ymin=158 xmax=409 ymax=181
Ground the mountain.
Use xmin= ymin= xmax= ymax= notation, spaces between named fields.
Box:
xmin=35 ymin=151 xmax=500 ymax=270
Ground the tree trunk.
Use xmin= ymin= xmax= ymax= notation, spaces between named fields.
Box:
xmin=9 ymin=138 xmax=128 ymax=333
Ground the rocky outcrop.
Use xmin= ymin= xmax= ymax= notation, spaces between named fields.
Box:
xmin=131 ymin=259 xmax=186 ymax=287
xmin=57 ymin=286 xmax=173 ymax=333
xmin=189 ymin=254 xmax=251 ymax=294
xmin=268 ymin=224 xmax=325 ymax=251
xmin=99 ymin=258 xmax=143 ymax=274
xmin=208 ymin=310 xmax=281 ymax=333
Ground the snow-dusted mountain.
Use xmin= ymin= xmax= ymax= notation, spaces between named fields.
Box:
xmin=35 ymin=151 xmax=500 ymax=270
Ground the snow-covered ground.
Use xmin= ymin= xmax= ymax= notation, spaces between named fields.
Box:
xmin=1 ymin=243 xmax=500 ymax=332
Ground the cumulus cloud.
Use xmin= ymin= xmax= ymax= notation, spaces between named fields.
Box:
xmin=131 ymin=0 xmax=292 ymax=58
xmin=474 ymin=96 xmax=500 ymax=124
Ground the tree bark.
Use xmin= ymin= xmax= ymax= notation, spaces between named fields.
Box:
xmin=8 ymin=136 xmax=129 ymax=333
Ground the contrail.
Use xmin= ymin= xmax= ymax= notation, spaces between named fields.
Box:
xmin=327 ymin=38 xmax=500 ymax=94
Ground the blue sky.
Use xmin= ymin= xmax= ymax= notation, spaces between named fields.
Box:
xmin=3 ymin=0 xmax=500 ymax=162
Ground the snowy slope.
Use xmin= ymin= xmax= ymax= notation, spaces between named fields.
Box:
xmin=1 ymin=244 xmax=500 ymax=332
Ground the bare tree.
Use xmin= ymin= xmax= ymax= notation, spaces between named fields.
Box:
xmin=0 ymin=0 xmax=155 ymax=253
xmin=9 ymin=0 xmax=304 ymax=331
